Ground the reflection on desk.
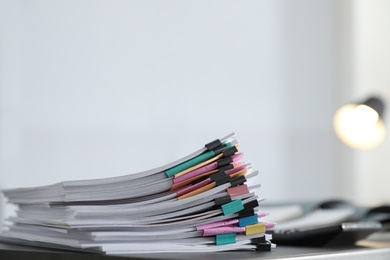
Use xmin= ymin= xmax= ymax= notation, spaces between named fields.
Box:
xmin=1 ymin=241 xmax=390 ymax=260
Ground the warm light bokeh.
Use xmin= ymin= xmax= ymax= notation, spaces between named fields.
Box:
xmin=333 ymin=104 xmax=386 ymax=150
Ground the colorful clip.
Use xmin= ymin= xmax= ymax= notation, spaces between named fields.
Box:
xmin=221 ymin=199 xmax=244 ymax=216
xmin=245 ymin=223 xmax=266 ymax=236
xmin=227 ymin=184 xmax=249 ymax=197
xmin=239 ymin=214 xmax=258 ymax=227
xmin=216 ymin=233 xmax=236 ymax=245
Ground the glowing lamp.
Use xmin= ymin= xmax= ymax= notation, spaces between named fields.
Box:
xmin=333 ymin=97 xmax=386 ymax=150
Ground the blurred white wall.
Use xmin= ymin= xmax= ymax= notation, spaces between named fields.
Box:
xmin=2 ymin=0 xmax=380 ymax=222
xmin=351 ymin=0 xmax=390 ymax=205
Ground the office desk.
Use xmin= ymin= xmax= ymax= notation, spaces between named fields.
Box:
xmin=2 ymin=242 xmax=390 ymax=260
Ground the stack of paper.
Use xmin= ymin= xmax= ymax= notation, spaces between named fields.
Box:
xmin=0 ymin=133 xmax=275 ymax=255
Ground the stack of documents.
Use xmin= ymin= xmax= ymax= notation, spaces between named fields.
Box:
xmin=0 ymin=133 xmax=275 ymax=255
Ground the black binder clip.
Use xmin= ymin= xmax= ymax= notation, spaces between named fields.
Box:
xmin=230 ymin=176 xmax=246 ymax=187
xmin=251 ymin=237 xmax=272 ymax=252
xmin=210 ymin=171 xmax=231 ymax=186
xmin=205 ymin=139 xmax=222 ymax=151
xmin=214 ymin=195 xmax=232 ymax=207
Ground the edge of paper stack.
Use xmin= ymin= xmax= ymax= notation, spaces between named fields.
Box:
xmin=0 ymin=133 xmax=276 ymax=255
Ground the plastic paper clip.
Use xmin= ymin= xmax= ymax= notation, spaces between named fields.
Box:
xmin=227 ymin=184 xmax=249 ymax=197
xmin=216 ymin=233 xmax=236 ymax=245
xmin=239 ymin=208 xmax=255 ymax=218
xmin=244 ymin=200 xmax=259 ymax=210
xmin=213 ymin=142 xmax=233 ymax=154
xmin=210 ymin=171 xmax=230 ymax=186
xmin=216 ymin=156 xmax=233 ymax=167
xmin=245 ymin=223 xmax=266 ymax=236
xmin=230 ymin=176 xmax=246 ymax=187
xmin=251 ymin=237 xmax=273 ymax=251
xmin=251 ymin=236 xmax=266 ymax=244
xmin=214 ymin=195 xmax=232 ymax=207
xmin=205 ymin=139 xmax=222 ymax=150
xmin=222 ymin=146 xmax=238 ymax=157
xmin=256 ymin=242 xmax=272 ymax=251
xmin=221 ymin=199 xmax=244 ymax=216
xmin=239 ymin=214 xmax=259 ymax=227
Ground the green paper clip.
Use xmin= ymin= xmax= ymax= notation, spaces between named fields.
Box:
xmin=221 ymin=199 xmax=244 ymax=216
xmin=216 ymin=233 xmax=236 ymax=245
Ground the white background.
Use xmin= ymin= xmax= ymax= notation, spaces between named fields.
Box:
xmin=1 ymin=0 xmax=390 ymax=223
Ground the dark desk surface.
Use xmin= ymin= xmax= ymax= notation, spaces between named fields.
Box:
xmin=2 ymin=241 xmax=390 ymax=260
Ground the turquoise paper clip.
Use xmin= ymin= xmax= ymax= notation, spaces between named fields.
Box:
xmin=221 ymin=199 xmax=244 ymax=216
xmin=216 ymin=233 xmax=236 ymax=245
xmin=239 ymin=214 xmax=258 ymax=227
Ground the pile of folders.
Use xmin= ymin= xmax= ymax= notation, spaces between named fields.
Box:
xmin=0 ymin=133 xmax=275 ymax=255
